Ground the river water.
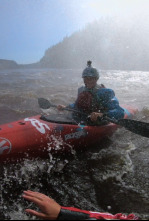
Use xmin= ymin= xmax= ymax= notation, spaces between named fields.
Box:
xmin=0 ymin=68 xmax=149 ymax=220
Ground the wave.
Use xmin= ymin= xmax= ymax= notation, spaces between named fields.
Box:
xmin=0 ymin=69 xmax=149 ymax=219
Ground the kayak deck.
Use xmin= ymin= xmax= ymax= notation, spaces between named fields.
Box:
xmin=0 ymin=115 xmax=117 ymax=162
xmin=0 ymin=105 xmax=138 ymax=162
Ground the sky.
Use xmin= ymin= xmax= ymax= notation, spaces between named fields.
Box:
xmin=0 ymin=0 xmax=149 ymax=64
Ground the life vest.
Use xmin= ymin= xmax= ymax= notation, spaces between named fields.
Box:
xmin=76 ymin=91 xmax=99 ymax=114
xmin=76 ymin=87 xmax=121 ymax=115
xmin=75 ymin=84 xmax=106 ymax=114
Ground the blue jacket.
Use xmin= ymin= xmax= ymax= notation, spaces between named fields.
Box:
xmin=96 ymin=88 xmax=124 ymax=120
xmin=69 ymin=85 xmax=124 ymax=121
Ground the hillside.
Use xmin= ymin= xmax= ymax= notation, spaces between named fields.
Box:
xmin=1 ymin=15 xmax=149 ymax=71
xmin=0 ymin=59 xmax=19 ymax=70
xmin=38 ymin=16 xmax=149 ymax=71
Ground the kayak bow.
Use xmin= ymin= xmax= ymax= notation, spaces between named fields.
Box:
xmin=0 ymin=105 xmax=137 ymax=162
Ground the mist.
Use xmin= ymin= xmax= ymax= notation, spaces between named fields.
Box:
xmin=1 ymin=1 xmax=149 ymax=71
xmin=33 ymin=13 xmax=148 ymax=71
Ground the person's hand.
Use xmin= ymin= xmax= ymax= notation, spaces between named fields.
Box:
xmin=57 ymin=105 xmax=66 ymax=111
xmin=22 ymin=190 xmax=61 ymax=220
xmin=90 ymin=112 xmax=103 ymax=122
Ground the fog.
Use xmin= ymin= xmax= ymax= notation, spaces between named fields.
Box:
xmin=36 ymin=13 xmax=149 ymax=71
xmin=1 ymin=0 xmax=149 ymax=68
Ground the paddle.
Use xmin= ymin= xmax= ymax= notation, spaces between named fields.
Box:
xmin=38 ymin=97 xmax=82 ymax=114
xmin=105 ymin=116 xmax=149 ymax=138
xmin=38 ymin=98 xmax=149 ymax=138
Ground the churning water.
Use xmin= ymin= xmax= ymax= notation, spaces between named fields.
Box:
xmin=0 ymin=68 xmax=149 ymax=220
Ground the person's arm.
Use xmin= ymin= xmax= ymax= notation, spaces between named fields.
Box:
xmin=105 ymin=107 xmax=125 ymax=120
xmin=57 ymin=105 xmax=66 ymax=111
xmin=97 ymin=88 xmax=125 ymax=120
xmin=22 ymin=190 xmax=61 ymax=220
xmin=90 ymin=112 xmax=104 ymax=122
xmin=57 ymin=103 xmax=75 ymax=111
xmin=22 ymin=190 xmax=139 ymax=220
xmin=58 ymin=207 xmax=139 ymax=220
xmin=57 ymin=87 xmax=82 ymax=111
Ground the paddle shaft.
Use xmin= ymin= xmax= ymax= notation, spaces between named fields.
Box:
xmin=38 ymin=98 xmax=84 ymax=114
xmin=38 ymin=98 xmax=149 ymax=138
xmin=54 ymin=107 xmax=149 ymax=138
xmin=51 ymin=103 xmax=86 ymax=115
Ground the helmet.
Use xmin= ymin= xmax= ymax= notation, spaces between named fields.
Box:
xmin=82 ymin=61 xmax=100 ymax=79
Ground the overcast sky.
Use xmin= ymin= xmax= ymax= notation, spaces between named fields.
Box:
xmin=0 ymin=0 xmax=148 ymax=64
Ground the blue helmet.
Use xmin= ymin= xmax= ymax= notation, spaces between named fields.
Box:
xmin=82 ymin=61 xmax=100 ymax=79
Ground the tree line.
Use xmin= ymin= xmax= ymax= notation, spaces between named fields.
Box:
xmin=39 ymin=15 xmax=149 ymax=71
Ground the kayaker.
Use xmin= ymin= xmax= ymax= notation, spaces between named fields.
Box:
xmin=22 ymin=190 xmax=139 ymax=220
xmin=57 ymin=61 xmax=124 ymax=124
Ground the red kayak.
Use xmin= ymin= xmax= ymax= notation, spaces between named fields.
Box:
xmin=0 ymin=105 xmax=137 ymax=162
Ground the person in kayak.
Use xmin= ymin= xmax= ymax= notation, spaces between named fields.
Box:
xmin=22 ymin=190 xmax=139 ymax=220
xmin=57 ymin=61 xmax=124 ymax=124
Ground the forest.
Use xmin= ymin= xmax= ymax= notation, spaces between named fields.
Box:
xmin=1 ymin=15 xmax=149 ymax=71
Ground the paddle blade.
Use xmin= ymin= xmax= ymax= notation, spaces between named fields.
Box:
xmin=38 ymin=98 xmax=51 ymax=109
xmin=118 ymin=119 xmax=149 ymax=138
